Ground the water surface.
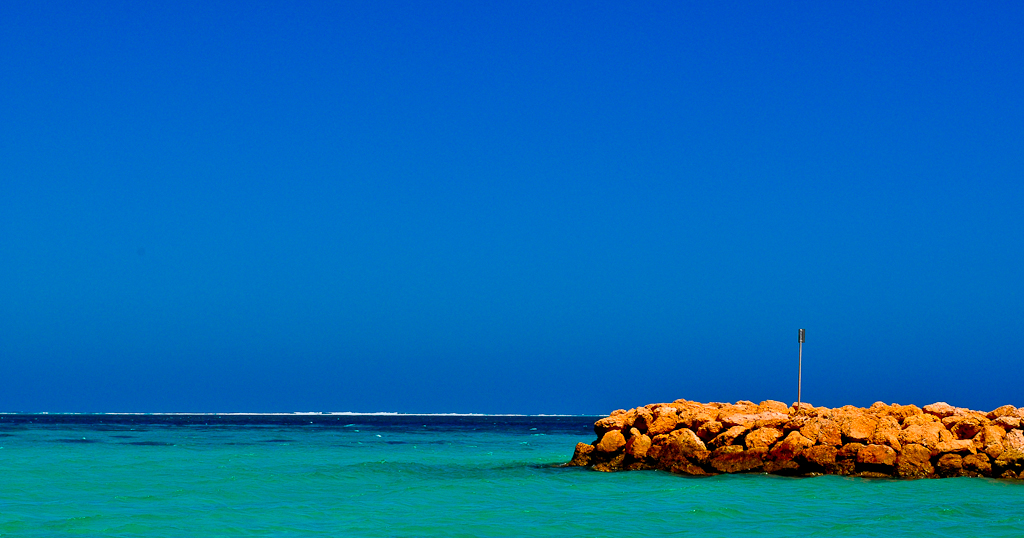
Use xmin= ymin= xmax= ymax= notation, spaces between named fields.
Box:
xmin=1 ymin=414 xmax=1021 ymax=536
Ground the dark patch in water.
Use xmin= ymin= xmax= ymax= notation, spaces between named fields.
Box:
xmin=260 ymin=439 xmax=295 ymax=443
xmin=386 ymin=441 xmax=407 ymax=445
xmin=111 ymin=434 xmax=136 ymax=439
xmin=125 ymin=441 xmax=174 ymax=446
xmin=0 ymin=433 xmax=14 ymax=437
xmin=51 ymin=438 xmax=100 ymax=444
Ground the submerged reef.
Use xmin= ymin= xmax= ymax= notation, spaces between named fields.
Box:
xmin=567 ymin=400 xmax=1024 ymax=479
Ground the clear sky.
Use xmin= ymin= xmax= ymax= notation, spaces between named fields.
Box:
xmin=2 ymin=1 xmax=1022 ymax=414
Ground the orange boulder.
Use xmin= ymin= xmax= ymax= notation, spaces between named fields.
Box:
xmin=987 ymin=405 xmax=1021 ymax=420
xmin=934 ymin=439 xmax=976 ymax=455
xmin=745 ymin=427 xmax=784 ymax=449
xmin=857 ymin=444 xmax=897 ymax=467
xmin=625 ymin=430 xmax=652 ymax=459
xmin=900 ymin=422 xmax=944 ymax=448
xmin=797 ymin=445 xmax=838 ymax=473
xmin=765 ymin=431 xmax=815 ymax=474
xmin=896 ymin=444 xmax=935 ymax=478
xmin=647 ymin=408 xmax=681 ymax=436
xmin=709 ymin=446 xmax=766 ymax=473
xmin=923 ymin=402 xmax=957 ymax=418
xmin=568 ymin=442 xmax=594 ymax=466
xmin=994 ymin=416 xmax=1021 ymax=429
xmin=963 ymin=453 xmax=991 ymax=476
xmin=597 ymin=430 xmax=626 ymax=453
xmin=696 ymin=420 xmax=724 ymax=441
xmin=1003 ymin=429 xmax=1024 ymax=453
xmin=709 ymin=425 xmax=750 ymax=450
xmin=842 ymin=415 xmax=878 ymax=443
xmin=936 ymin=454 xmax=964 ymax=477
xmin=594 ymin=415 xmax=628 ymax=437
xmin=902 ymin=413 xmax=939 ymax=428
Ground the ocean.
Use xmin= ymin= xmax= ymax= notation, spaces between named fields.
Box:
xmin=1 ymin=414 xmax=1022 ymax=537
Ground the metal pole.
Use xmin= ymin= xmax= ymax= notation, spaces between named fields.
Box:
xmin=797 ymin=328 xmax=805 ymax=413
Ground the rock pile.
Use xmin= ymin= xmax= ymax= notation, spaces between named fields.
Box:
xmin=567 ymin=400 xmax=1024 ymax=479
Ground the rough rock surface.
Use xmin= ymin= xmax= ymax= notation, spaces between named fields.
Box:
xmin=568 ymin=399 xmax=1024 ymax=479
xmin=596 ymin=430 xmax=626 ymax=453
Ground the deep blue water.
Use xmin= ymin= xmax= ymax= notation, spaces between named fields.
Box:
xmin=1 ymin=414 xmax=1022 ymax=537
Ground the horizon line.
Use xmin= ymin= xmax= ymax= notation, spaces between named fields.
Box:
xmin=0 ymin=411 xmax=603 ymax=417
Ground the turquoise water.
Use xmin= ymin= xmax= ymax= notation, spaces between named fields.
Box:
xmin=1 ymin=415 xmax=1023 ymax=537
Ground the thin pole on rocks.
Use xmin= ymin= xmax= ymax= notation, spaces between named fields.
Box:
xmin=797 ymin=328 xmax=805 ymax=414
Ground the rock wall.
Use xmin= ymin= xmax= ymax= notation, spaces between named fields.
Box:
xmin=566 ymin=399 xmax=1024 ymax=479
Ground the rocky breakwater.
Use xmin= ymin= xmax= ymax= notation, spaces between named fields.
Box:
xmin=567 ymin=400 xmax=1024 ymax=479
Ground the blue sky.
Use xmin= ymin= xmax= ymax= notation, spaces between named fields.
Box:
xmin=2 ymin=1 xmax=1022 ymax=413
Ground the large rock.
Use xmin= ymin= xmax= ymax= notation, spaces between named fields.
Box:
xmin=993 ymin=449 xmax=1024 ymax=478
xmin=758 ymin=400 xmax=791 ymax=414
xmin=631 ymin=407 xmax=654 ymax=431
xmin=709 ymin=425 xmax=750 ymax=450
xmin=781 ymin=415 xmax=810 ymax=432
xmin=677 ymin=407 xmax=716 ymax=430
xmin=592 ymin=452 xmax=626 ymax=472
xmin=617 ymin=408 xmax=638 ymax=429
xmin=709 ymin=446 xmax=766 ymax=473
xmin=902 ymin=413 xmax=939 ymax=428
xmin=797 ymin=445 xmax=837 ymax=474
xmin=936 ymin=454 xmax=964 ymax=477
xmin=800 ymin=417 xmax=843 ymax=446
xmin=923 ymin=402 xmax=957 ymax=418
xmin=568 ymin=442 xmax=594 ymax=466
xmin=597 ymin=430 xmax=626 ymax=453
xmin=889 ymin=404 xmax=923 ymax=422
xmin=669 ymin=460 xmax=710 ymax=476
xmin=896 ymin=443 xmax=935 ymax=478
xmin=696 ymin=420 xmax=724 ymax=441
xmin=842 ymin=416 xmax=878 ymax=443
xmin=625 ymin=430 xmax=652 ymax=459
xmin=655 ymin=428 xmax=708 ymax=469
xmin=646 ymin=433 xmax=670 ymax=461
xmin=857 ymin=444 xmax=897 ymax=467
xmin=1004 ymin=429 xmax=1024 ymax=451
xmin=934 ymin=439 xmax=976 ymax=455
xmin=869 ymin=401 xmax=892 ymax=414
xmin=647 ymin=407 xmax=681 ymax=435
xmin=984 ymin=442 xmax=1005 ymax=460
xmin=943 ymin=416 xmax=985 ymax=440
xmin=754 ymin=412 xmax=794 ymax=428
xmin=982 ymin=425 xmax=1006 ymax=444
xmin=963 ymin=453 xmax=992 ymax=477
xmin=745 ymin=427 xmax=784 ymax=449
xmin=791 ymin=402 xmax=815 ymax=414
xmin=987 ymin=405 xmax=1021 ymax=420
xmin=594 ymin=415 xmax=628 ymax=437
xmin=765 ymin=431 xmax=815 ymax=474
xmin=672 ymin=428 xmax=708 ymax=456
xmin=719 ymin=412 xmax=789 ymax=429
xmin=900 ymin=422 xmax=944 ymax=448
xmin=835 ymin=443 xmax=865 ymax=475
xmin=871 ymin=416 xmax=903 ymax=451
xmin=994 ymin=416 xmax=1021 ymax=429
